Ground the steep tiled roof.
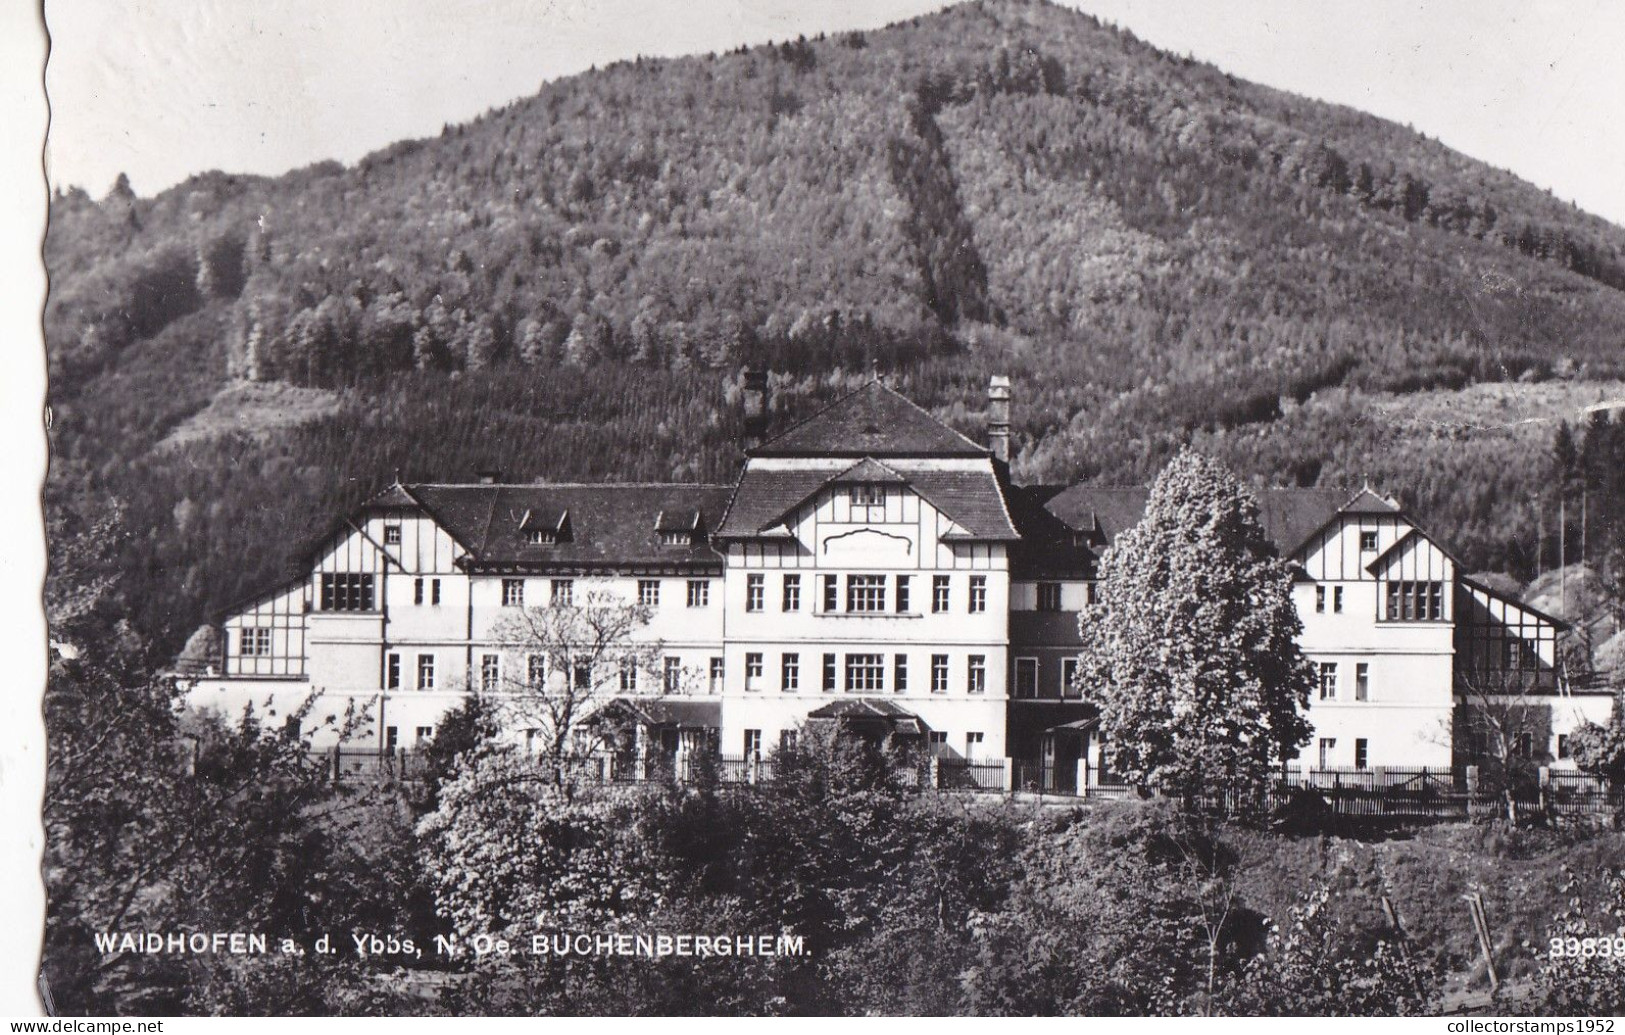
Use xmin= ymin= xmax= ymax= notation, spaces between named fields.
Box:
xmin=751 ymin=379 xmax=990 ymax=458
xmin=1041 ymin=485 xmax=1351 ymax=558
xmin=402 ymin=483 xmax=733 ymax=571
xmin=715 ymin=462 xmax=1020 ymax=540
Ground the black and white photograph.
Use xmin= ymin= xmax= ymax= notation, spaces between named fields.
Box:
xmin=8 ymin=0 xmax=1625 ymax=1020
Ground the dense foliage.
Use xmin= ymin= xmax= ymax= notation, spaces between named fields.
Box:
xmin=40 ymin=0 xmax=1625 ymax=661
xmin=1076 ymin=451 xmax=1315 ymax=801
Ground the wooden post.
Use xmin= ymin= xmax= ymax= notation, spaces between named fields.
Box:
xmin=1076 ymin=758 xmax=1089 ymax=799
xmin=1463 ymin=893 xmax=1499 ymax=991
xmin=929 ymin=756 xmax=941 ymax=790
xmin=1002 ymin=758 xmax=1015 ymax=795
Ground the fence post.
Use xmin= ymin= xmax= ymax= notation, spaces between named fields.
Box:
xmin=1076 ymin=758 xmax=1089 ymax=799
xmin=1002 ymin=758 xmax=1015 ymax=795
xmin=1538 ymin=765 xmax=1551 ymax=820
xmin=748 ymin=753 xmax=759 ymax=786
xmin=929 ymin=756 xmax=941 ymax=790
xmin=330 ymin=745 xmax=341 ymax=783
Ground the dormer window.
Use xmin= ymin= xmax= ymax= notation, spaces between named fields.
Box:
xmin=655 ymin=508 xmax=703 ymax=547
xmin=1360 ymin=530 xmax=1378 ymax=552
xmin=520 ymin=507 xmax=569 ymax=546
xmin=383 ymin=524 xmax=402 ymax=545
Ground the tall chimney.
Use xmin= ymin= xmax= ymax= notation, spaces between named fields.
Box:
xmin=742 ymin=368 xmax=769 ymax=450
xmin=987 ymin=375 xmax=1011 ymax=463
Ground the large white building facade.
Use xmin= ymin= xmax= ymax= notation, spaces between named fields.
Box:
xmin=184 ymin=376 xmax=1613 ymax=781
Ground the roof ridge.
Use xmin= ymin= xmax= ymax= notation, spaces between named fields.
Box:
xmin=409 ymin=481 xmax=734 ymax=489
xmin=750 ymin=378 xmax=989 ymax=456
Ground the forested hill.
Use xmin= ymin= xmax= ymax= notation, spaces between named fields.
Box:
xmin=42 ymin=0 xmax=1625 ymax=657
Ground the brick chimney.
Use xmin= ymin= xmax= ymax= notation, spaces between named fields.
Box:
xmin=987 ymin=375 xmax=1011 ymax=463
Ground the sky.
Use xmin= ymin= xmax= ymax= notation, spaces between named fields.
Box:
xmin=39 ymin=0 xmax=1625 ymax=226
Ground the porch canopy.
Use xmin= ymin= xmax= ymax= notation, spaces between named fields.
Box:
xmin=590 ymin=698 xmax=722 ymax=732
xmin=806 ymin=698 xmax=927 ymax=737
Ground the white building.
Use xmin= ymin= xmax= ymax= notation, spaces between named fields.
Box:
xmin=184 ymin=376 xmax=1612 ymax=781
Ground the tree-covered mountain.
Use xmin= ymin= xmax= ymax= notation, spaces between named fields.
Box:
xmin=43 ymin=0 xmax=1625 ymax=657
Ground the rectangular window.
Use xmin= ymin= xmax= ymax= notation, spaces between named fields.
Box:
xmin=503 ymin=578 xmax=526 ymax=607
xmin=744 ymin=729 xmax=762 ymax=758
xmin=1318 ymin=662 xmax=1338 ymax=701
xmin=431 ymin=578 xmax=441 ymax=605
xmin=746 ymin=574 xmax=765 ymax=612
xmin=1558 ymin=734 xmax=1571 ymax=760
xmin=657 ymin=530 xmax=690 ymax=547
xmin=664 ymin=657 xmax=682 ymax=693
xmin=709 ymin=657 xmax=725 ymax=694
xmin=320 ymin=572 xmax=375 ymax=611
xmin=1354 ymin=738 xmax=1369 ymax=770
xmin=932 ymin=576 xmax=950 ymax=613
xmin=969 ymin=575 xmax=987 ymax=614
xmin=1334 ymin=586 xmax=1344 ymax=613
xmin=849 ymin=484 xmax=883 ymax=507
xmin=895 ymin=575 xmax=911 ymax=613
xmin=1315 ymin=586 xmax=1326 ymax=613
xmin=1318 ymin=737 xmax=1336 ymax=769
xmin=965 ymin=731 xmax=984 ymax=758
xmin=240 ymin=627 xmax=271 ymax=657
xmin=527 ymin=654 xmax=546 ymax=688
xmin=619 ymin=658 xmax=638 ymax=692
xmin=1355 ymin=663 xmax=1369 ymax=701
xmin=1086 ymin=581 xmax=1099 ymax=606
xmin=782 ymin=574 xmax=801 ymax=611
xmin=414 ymin=578 xmax=425 ymax=605
xmin=480 ymin=653 xmax=500 ymax=692
xmin=1360 ymin=530 xmax=1378 ymax=552
xmin=1385 ymin=581 xmax=1443 ymax=621
xmin=928 ymin=731 xmax=948 ymax=755
xmin=638 ymin=579 xmax=660 ymax=606
xmin=383 ymin=524 xmax=402 ymax=545
xmin=1015 ymin=657 xmax=1038 ymax=699
xmin=687 ymin=580 xmax=711 ymax=608
xmin=1062 ymin=657 xmax=1081 ymax=699
xmin=779 ymin=729 xmax=798 ymax=753
xmin=822 ymin=653 xmax=837 ymax=693
xmin=414 ymin=725 xmax=433 ymax=745
xmin=894 ymin=654 xmax=908 ymax=693
xmin=846 ymin=574 xmax=887 ymax=612
xmin=573 ymin=662 xmax=591 ymax=691
xmin=526 ymin=528 xmax=557 ymax=546
xmin=845 ymin=653 xmax=885 ymax=693
xmin=550 ymin=579 xmax=572 ymax=606
xmin=822 ymin=574 xmax=839 ymax=612
xmin=931 ymin=654 xmax=949 ymax=694
xmin=782 ymin=653 xmax=800 ymax=692
xmin=416 ymin=653 xmax=436 ymax=691
xmin=386 ymin=652 xmax=401 ymax=690
xmin=968 ymin=655 xmax=986 ymax=694
xmin=745 ymin=652 xmax=764 ymax=690
xmin=385 ymin=726 xmax=398 ymax=752
xmin=1037 ymin=582 xmax=1062 ymax=612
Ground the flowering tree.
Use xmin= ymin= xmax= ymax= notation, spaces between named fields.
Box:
xmin=1075 ymin=450 xmax=1314 ymax=805
xmin=486 ymin=590 xmax=672 ymax=785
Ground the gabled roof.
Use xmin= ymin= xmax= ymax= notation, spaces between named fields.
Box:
xmin=1040 ymin=485 xmax=1352 ymax=558
xmin=830 ymin=457 xmax=910 ymax=484
xmin=715 ymin=460 xmax=1020 ymax=540
xmin=402 ymin=483 xmax=732 ymax=570
xmin=750 ymin=378 xmax=990 ymax=458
